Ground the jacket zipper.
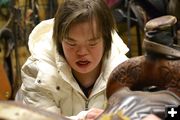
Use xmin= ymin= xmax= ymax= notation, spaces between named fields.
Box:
xmin=85 ymin=99 xmax=89 ymax=110
xmin=84 ymin=89 xmax=106 ymax=111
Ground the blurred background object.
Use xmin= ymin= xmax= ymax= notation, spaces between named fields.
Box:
xmin=0 ymin=0 xmax=63 ymax=100
xmin=106 ymin=0 xmax=180 ymax=57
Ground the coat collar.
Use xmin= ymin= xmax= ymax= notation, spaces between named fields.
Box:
xmin=54 ymin=50 xmax=109 ymax=98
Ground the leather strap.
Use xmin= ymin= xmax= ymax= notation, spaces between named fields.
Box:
xmin=143 ymin=38 xmax=180 ymax=58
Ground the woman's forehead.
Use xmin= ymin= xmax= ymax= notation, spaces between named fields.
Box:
xmin=67 ymin=18 xmax=102 ymax=36
xmin=73 ymin=16 xmax=101 ymax=29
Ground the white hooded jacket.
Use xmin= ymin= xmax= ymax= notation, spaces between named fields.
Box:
xmin=17 ymin=18 xmax=129 ymax=118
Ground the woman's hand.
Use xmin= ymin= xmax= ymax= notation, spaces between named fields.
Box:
xmin=142 ymin=114 xmax=161 ymax=120
xmin=85 ymin=108 xmax=104 ymax=120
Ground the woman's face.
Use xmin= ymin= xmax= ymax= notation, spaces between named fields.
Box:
xmin=62 ymin=20 xmax=104 ymax=74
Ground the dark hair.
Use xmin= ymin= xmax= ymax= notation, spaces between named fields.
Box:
xmin=53 ymin=0 xmax=116 ymax=57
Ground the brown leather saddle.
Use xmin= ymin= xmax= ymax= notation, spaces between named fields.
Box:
xmin=107 ymin=15 xmax=180 ymax=98
xmin=100 ymin=55 xmax=180 ymax=119
xmin=98 ymin=15 xmax=180 ymax=120
xmin=106 ymin=55 xmax=180 ymax=98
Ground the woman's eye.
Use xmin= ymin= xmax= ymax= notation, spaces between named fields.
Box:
xmin=65 ymin=41 xmax=76 ymax=46
xmin=68 ymin=43 xmax=76 ymax=46
xmin=89 ymin=41 xmax=98 ymax=46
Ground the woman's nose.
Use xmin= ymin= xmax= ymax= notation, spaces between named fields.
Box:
xmin=76 ymin=46 xmax=89 ymax=56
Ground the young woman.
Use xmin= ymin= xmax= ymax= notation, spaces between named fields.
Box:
xmin=16 ymin=0 xmax=129 ymax=119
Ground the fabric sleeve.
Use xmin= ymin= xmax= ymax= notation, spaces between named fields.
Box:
xmin=15 ymin=56 xmax=61 ymax=114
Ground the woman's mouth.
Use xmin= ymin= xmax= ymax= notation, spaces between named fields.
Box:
xmin=76 ymin=60 xmax=90 ymax=67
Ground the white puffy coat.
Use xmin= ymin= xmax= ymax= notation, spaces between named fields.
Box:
xmin=18 ymin=19 xmax=129 ymax=117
